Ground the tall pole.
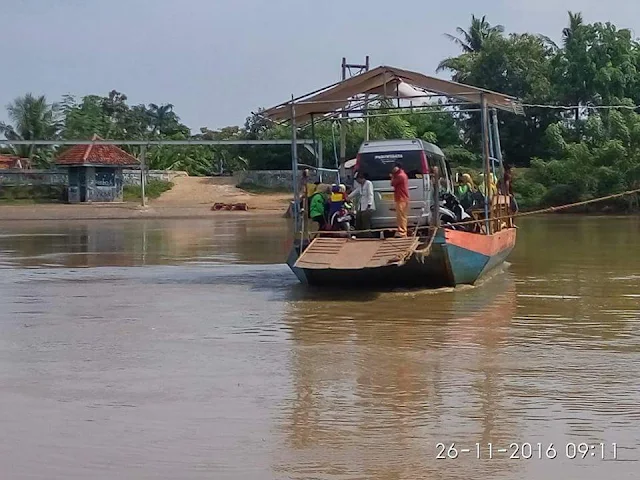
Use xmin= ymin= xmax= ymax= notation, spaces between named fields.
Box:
xmin=491 ymin=108 xmax=509 ymax=226
xmin=339 ymin=56 xmax=370 ymax=177
xmin=139 ymin=145 xmax=147 ymax=207
xmin=365 ymin=55 xmax=370 ymax=141
xmin=339 ymin=57 xmax=347 ymax=179
xmin=480 ymin=94 xmax=491 ymax=235
xmin=488 ymin=109 xmax=496 ymax=179
xmin=317 ymin=140 xmax=323 ymax=182
xmin=491 ymin=109 xmax=505 ymax=181
xmin=290 ymin=96 xmax=300 ymax=234
xmin=310 ymin=113 xmax=321 ymax=183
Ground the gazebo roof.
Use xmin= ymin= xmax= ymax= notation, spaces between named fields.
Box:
xmin=55 ymin=134 xmax=139 ymax=166
xmin=261 ymin=65 xmax=525 ymax=125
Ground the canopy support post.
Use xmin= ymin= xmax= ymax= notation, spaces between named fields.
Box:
xmin=480 ymin=94 xmax=491 ymax=235
xmin=317 ymin=140 xmax=323 ymax=181
xmin=310 ymin=113 xmax=321 ymax=183
xmin=290 ymin=96 xmax=300 ymax=234
xmin=491 ymin=108 xmax=505 ymax=181
xmin=338 ymin=58 xmax=347 ymax=180
xmin=488 ymin=108 xmax=496 ymax=180
xmin=365 ymin=55 xmax=371 ymax=140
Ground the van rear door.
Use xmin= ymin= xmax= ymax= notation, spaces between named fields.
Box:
xmin=358 ymin=149 xmax=429 ymax=229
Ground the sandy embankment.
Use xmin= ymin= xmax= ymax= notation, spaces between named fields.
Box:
xmin=0 ymin=176 xmax=292 ymax=221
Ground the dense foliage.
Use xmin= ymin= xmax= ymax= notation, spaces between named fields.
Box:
xmin=2 ymin=11 xmax=640 ymax=210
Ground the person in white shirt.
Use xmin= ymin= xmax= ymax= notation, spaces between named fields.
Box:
xmin=347 ymin=171 xmax=375 ymax=236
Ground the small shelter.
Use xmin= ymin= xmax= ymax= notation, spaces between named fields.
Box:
xmin=55 ymin=134 xmax=139 ymax=203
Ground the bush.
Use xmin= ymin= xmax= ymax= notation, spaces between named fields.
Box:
xmin=513 ymin=175 xmax=547 ymax=210
xmin=443 ymin=146 xmax=481 ymax=168
xmin=0 ymin=184 xmax=65 ymax=203
xmin=123 ymin=180 xmax=173 ymax=201
xmin=236 ymin=182 xmax=290 ymax=194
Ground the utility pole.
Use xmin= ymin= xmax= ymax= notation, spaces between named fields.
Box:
xmin=339 ymin=56 xmax=370 ymax=179
xmin=139 ymin=145 xmax=147 ymax=207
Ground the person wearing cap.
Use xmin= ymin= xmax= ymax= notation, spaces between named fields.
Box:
xmin=298 ymin=169 xmax=316 ymax=213
xmin=348 ymin=171 xmax=375 ymax=236
xmin=390 ymin=161 xmax=409 ymax=237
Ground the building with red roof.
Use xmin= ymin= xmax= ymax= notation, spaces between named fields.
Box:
xmin=0 ymin=154 xmax=30 ymax=170
xmin=54 ymin=135 xmax=139 ymax=203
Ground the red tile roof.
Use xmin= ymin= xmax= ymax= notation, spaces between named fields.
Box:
xmin=55 ymin=135 xmax=139 ymax=166
xmin=0 ymin=155 xmax=29 ymax=169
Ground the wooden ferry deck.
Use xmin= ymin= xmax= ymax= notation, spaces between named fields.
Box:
xmin=294 ymin=236 xmax=420 ymax=270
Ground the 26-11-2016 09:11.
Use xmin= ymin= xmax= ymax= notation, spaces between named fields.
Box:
xmin=435 ymin=442 xmax=618 ymax=460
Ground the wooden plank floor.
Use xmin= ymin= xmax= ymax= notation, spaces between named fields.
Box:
xmin=295 ymin=237 xmax=419 ymax=270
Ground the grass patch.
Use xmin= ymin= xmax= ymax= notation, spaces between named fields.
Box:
xmin=0 ymin=198 xmax=39 ymax=205
xmin=236 ymin=182 xmax=291 ymax=194
xmin=123 ymin=180 xmax=173 ymax=201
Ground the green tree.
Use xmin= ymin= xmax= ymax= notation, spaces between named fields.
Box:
xmin=439 ymin=31 xmax=560 ymax=166
xmin=438 ymin=15 xmax=505 ymax=82
xmin=443 ymin=15 xmax=505 ymax=53
xmin=0 ymin=93 xmax=60 ymax=166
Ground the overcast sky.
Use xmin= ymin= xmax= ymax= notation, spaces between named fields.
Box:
xmin=2 ymin=0 xmax=639 ymax=132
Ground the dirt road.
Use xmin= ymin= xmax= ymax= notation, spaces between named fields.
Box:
xmin=153 ymin=176 xmax=290 ymax=211
xmin=0 ymin=176 xmax=292 ymax=221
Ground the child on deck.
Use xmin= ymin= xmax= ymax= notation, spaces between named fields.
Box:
xmin=328 ymin=184 xmax=347 ymax=219
xmin=330 ymin=201 xmax=354 ymax=236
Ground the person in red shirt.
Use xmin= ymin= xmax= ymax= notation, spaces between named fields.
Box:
xmin=390 ymin=162 xmax=410 ymax=237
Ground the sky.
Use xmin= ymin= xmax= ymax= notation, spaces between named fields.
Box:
xmin=2 ymin=0 xmax=640 ymax=132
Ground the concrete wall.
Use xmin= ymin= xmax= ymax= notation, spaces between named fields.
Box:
xmin=0 ymin=168 xmax=344 ymax=193
xmin=0 ymin=169 xmax=67 ymax=185
xmin=122 ymin=169 xmax=188 ymax=185
xmin=236 ymin=170 xmax=341 ymax=189
xmin=0 ymin=168 xmax=188 ymax=187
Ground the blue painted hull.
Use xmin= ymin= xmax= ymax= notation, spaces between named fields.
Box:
xmin=287 ymin=228 xmax=516 ymax=289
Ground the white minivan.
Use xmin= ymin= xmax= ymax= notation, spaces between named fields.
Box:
xmin=354 ymin=139 xmax=454 ymax=230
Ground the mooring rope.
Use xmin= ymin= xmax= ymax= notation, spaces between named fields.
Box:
xmin=443 ymin=187 xmax=640 ymax=229
xmin=302 ymin=187 xmax=640 ymax=237
xmin=413 ymin=227 xmax=438 ymax=263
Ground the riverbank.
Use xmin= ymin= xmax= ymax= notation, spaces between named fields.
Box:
xmin=0 ymin=176 xmax=292 ymax=221
xmin=0 ymin=202 xmax=289 ymax=221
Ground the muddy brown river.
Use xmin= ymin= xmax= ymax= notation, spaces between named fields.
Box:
xmin=0 ymin=215 xmax=638 ymax=479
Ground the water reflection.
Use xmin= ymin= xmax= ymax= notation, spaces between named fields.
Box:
xmin=0 ymin=216 xmax=639 ymax=479
xmin=0 ymin=218 xmax=292 ymax=268
xmin=278 ymin=276 xmax=523 ymax=479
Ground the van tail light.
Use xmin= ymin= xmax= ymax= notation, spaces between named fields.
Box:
xmin=355 ymin=153 xmax=361 ymax=171
xmin=420 ymin=151 xmax=429 ymax=174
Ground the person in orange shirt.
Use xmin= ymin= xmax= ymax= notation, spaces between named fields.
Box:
xmin=390 ymin=162 xmax=410 ymax=237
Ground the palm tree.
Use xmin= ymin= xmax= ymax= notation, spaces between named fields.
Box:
xmin=435 ymin=55 xmax=474 ymax=81
xmin=562 ymin=11 xmax=584 ymax=46
xmin=437 ymin=15 xmax=505 ymax=77
xmin=148 ymin=103 xmax=176 ymax=137
xmin=560 ymin=11 xmax=590 ymax=121
xmin=444 ymin=15 xmax=505 ymax=54
xmin=0 ymin=93 xmax=60 ymax=164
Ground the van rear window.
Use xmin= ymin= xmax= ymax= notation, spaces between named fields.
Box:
xmin=358 ymin=151 xmax=424 ymax=181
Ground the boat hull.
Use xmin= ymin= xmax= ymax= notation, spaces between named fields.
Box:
xmin=286 ymin=228 xmax=516 ymax=288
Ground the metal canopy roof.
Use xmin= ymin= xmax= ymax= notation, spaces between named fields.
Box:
xmin=261 ymin=65 xmax=525 ymax=124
